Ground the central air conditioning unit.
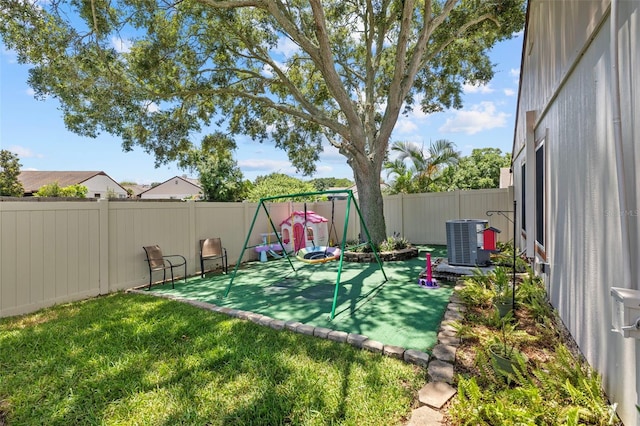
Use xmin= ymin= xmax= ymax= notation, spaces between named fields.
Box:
xmin=446 ymin=219 xmax=490 ymax=266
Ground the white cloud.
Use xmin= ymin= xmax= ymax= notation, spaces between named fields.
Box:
xmin=239 ymin=158 xmax=295 ymax=173
xmin=395 ymin=118 xmax=418 ymax=134
xmin=275 ymin=37 xmax=299 ymax=58
xmin=262 ymin=60 xmax=288 ymax=77
xmin=503 ymin=88 xmax=516 ymax=96
xmin=262 ymin=64 xmax=274 ymax=78
xmin=392 ymin=94 xmax=433 ymax=136
xmin=439 ymin=102 xmax=509 ymax=135
xmin=404 ymin=93 xmax=431 ymax=120
xmin=8 ymin=145 xmax=43 ymax=158
xmin=314 ymin=164 xmax=334 ymax=175
xmin=111 ymin=36 xmax=132 ymax=54
xmin=25 ymin=87 xmax=49 ymax=99
xmin=510 ymin=68 xmax=521 ymax=85
xmin=463 ymin=82 xmax=494 ymax=94
xmin=319 ymin=143 xmax=342 ymax=160
xmin=144 ymin=101 xmax=160 ymax=113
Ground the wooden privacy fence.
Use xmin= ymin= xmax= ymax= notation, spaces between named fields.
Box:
xmin=0 ymin=187 xmax=512 ymax=318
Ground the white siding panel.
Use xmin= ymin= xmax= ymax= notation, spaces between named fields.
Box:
xmin=514 ymin=0 xmax=609 ymax=156
xmin=541 ymin=18 xmax=636 ymax=424
xmin=514 ymin=2 xmax=640 ymax=424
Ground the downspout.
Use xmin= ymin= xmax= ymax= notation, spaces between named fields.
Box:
xmin=610 ymin=0 xmax=631 ymax=287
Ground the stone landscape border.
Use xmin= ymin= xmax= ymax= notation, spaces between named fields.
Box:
xmin=128 ymin=288 xmax=430 ymax=366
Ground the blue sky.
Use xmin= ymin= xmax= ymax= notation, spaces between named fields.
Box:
xmin=0 ymin=33 xmax=522 ymax=185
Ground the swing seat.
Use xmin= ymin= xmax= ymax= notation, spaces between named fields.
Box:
xmin=297 ymin=246 xmax=341 ymax=264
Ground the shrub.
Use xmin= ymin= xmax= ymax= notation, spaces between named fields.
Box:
xmin=379 ymin=235 xmax=409 ymax=252
xmin=346 ymin=233 xmax=410 ymax=253
xmin=35 ymin=182 xmax=88 ymax=198
xmin=449 ymin=267 xmax=619 ymax=425
xmin=492 ymin=241 xmax=529 ymax=272
xmin=456 ymin=269 xmax=495 ymax=308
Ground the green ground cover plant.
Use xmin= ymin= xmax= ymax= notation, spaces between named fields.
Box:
xmin=447 ymin=265 xmax=619 ymax=425
xmin=0 ymin=293 xmax=424 ymax=425
xmin=345 ymin=233 xmax=410 ymax=253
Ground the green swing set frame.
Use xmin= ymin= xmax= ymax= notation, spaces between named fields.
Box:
xmin=224 ymin=189 xmax=387 ymax=320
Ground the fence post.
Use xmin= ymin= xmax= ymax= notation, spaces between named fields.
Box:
xmin=400 ymin=193 xmax=405 ymax=238
xmin=98 ymin=199 xmax=109 ymax=294
xmin=188 ymin=200 xmax=197 ymax=275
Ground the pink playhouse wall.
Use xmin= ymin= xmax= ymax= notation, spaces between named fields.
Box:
xmin=279 ymin=211 xmax=329 ymax=252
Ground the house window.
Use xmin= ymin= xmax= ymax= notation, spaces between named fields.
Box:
xmin=521 ymin=163 xmax=526 ymax=232
xmin=94 ymin=193 xmax=101 ymax=198
xmin=535 ymin=143 xmax=544 ymax=247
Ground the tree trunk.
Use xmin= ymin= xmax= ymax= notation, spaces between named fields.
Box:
xmin=352 ymin=160 xmax=387 ymax=245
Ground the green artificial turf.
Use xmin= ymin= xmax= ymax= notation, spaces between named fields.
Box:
xmin=153 ymin=245 xmax=452 ymax=352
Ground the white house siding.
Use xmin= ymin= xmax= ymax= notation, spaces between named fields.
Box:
xmin=84 ymin=175 xmax=128 ymax=199
xmin=513 ymin=1 xmax=640 ymax=424
xmin=139 ymin=177 xmax=202 ymax=199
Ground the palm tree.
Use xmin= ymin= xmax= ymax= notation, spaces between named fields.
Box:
xmin=383 ymin=158 xmax=415 ymax=194
xmin=384 ymin=139 xmax=460 ymax=194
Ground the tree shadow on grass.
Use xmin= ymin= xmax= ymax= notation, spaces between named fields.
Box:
xmin=0 ymin=293 xmax=417 ymax=425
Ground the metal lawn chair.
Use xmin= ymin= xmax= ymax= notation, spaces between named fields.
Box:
xmin=142 ymin=245 xmax=187 ymax=290
xmin=199 ymin=238 xmax=228 ymax=277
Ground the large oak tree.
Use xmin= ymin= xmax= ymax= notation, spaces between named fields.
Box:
xmin=1 ymin=0 xmax=524 ymax=243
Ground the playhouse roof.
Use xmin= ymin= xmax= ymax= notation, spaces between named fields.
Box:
xmin=279 ymin=210 xmax=328 ymax=227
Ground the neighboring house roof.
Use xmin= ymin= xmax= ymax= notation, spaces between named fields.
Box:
xmin=138 ymin=175 xmax=202 ymax=199
xmin=183 ymin=177 xmax=201 ymax=187
xmin=121 ymin=183 xmax=151 ymax=197
xmin=18 ymin=171 xmax=126 ymax=195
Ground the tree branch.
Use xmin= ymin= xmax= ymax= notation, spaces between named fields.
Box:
xmin=196 ymin=0 xmax=263 ymax=8
xmin=205 ymin=87 xmax=350 ymax=136
xmin=308 ymin=0 xmax=364 ymax=143
xmin=377 ymin=0 xmax=416 ymax=159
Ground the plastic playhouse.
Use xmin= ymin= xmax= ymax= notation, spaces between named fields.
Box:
xmin=279 ymin=210 xmax=329 ymax=252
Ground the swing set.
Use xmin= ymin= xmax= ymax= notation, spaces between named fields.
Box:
xmin=225 ymin=189 xmax=387 ymax=320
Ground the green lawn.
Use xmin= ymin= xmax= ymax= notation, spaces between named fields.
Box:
xmin=0 ymin=293 xmax=425 ymax=425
